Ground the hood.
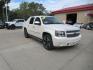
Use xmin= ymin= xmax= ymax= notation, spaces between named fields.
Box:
xmin=44 ymin=24 xmax=80 ymax=31
xmin=6 ymin=22 xmax=13 ymax=23
xmin=5 ymin=21 xmax=15 ymax=25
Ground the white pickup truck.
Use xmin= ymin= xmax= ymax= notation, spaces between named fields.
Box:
xmin=6 ymin=19 xmax=25 ymax=29
xmin=24 ymin=16 xmax=81 ymax=50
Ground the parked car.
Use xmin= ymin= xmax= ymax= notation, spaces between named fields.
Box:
xmin=66 ymin=20 xmax=73 ymax=25
xmin=5 ymin=19 xmax=25 ymax=29
xmin=73 ymin=23 xmax=83 ymax=28
xmin=23 ymin=16 xmax=81 ymax=50
xmin=82 ymin=22 xmax=93 ymax=30
xmin=0 ymin=19 xmax=5 ymax=29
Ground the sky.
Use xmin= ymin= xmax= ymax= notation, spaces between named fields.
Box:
xmin=8 ymin=0 xmax=93 ymax=11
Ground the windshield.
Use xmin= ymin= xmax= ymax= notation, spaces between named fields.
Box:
xmin=42 ymin=17 xmax=64 ymax=24
xmin=12 ymin=19 xmax=24 ymax=22
xmin=11 ymin=19 xmax=16 ymax=22
xmin=17 ymin=20 xmax=24 ymax=22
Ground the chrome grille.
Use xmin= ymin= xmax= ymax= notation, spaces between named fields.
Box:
xmin=66 ymin=30 xmax=80 ymax=37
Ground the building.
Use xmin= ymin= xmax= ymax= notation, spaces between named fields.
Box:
xmin=52 ymin=4 xmax=93 ymax=24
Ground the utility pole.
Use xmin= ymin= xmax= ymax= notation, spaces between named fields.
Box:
xmin=2 ymin=6 xmax=5 ymax=22
xmin=5 ymin=1 xmax=8 ymax=22
xmin=3 ymin=0 xmax=8 ymax=22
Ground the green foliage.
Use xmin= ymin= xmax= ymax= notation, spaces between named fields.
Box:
xmin=0 ymin=0 xmax=10 ymax=10
xmin=10 ymin=2 xmax=49 ymax=20
xmin=0 ymin=0 xmax=10 ymax=19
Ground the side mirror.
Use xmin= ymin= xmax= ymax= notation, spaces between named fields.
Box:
xmin=34 ymin=21 xmax=41 ymax=25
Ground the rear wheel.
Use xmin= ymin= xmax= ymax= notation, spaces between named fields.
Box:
xmin=43 ymin=34 xmax=54 ymax=50
xmin=24 ymin=28 xmax=30 ymax=38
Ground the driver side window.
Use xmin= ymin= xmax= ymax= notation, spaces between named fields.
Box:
xmin=30 ymin=17 xmax=34 ymax=24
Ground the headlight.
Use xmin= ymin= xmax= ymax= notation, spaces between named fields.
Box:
xmin=55 ymin=31 xmax=65 ymax=37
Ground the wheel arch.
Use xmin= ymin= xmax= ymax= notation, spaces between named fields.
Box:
xmin=42 ymin=32 xmax=52 ymax=38
xmin=10 ymin=24 xmax=15 ymax=26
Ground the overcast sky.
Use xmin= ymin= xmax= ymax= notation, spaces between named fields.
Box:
xmin=9 ymin=0 xmax=93 ymax=11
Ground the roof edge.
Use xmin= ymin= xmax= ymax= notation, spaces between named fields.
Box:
xmin=52 ymin=4 xmax=93 ymax=14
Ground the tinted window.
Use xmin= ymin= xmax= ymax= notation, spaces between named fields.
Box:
xmin=17 ymin=20 xmax=24 ymax=22
xmin=35 ymin=17 xmax=41 ymax=22
xmin=42 ymin=17 xmax=63 ymax=24
xmin=30 ymin=17 xmax=34 ymax=24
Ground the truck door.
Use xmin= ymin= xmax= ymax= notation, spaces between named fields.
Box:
xmin=33 ymin=17 xmax=43 ymax=39
xmin=27 ymin=17 xmax=35 ymax=35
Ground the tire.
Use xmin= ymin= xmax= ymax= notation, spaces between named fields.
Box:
xmin=24 ymin=28 xmax=29 ymax=38
xmin=6 ymin=26 xmax=10 ymax=29
xmin=10 ymin=25 xmax=16 ymax=30
xmin=43 ymin=34 xmax=54 ymax=50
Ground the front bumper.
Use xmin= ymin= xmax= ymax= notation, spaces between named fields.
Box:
xmin=52 ymin=35 xmax=81 ymax=47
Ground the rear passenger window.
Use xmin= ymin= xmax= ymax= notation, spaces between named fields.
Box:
xmin=30 ymin=17 xmax=34 ymax=24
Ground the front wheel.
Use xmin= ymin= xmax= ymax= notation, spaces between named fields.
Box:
xmin=24 ymin=28 xmax=30 ymax=38
xmin=43 ymin=34 xmax=54 ymax=50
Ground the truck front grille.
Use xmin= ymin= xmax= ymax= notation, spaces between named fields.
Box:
xmin=66 ymin=30 xmax=80 ymax=37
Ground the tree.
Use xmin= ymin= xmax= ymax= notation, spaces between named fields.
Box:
xmin=10 ymin=2 xmax=48 ymax=20
xmin=0 ymin=0 xmax=10 ymax=7
xmin=0 ymin=0 xmax=10 ymax=20
xmin=28 ymin=2 xmax=46 ymax=15
xmin=20 ymin=2 xmax=29 ymax=10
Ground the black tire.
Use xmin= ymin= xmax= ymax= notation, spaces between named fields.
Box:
xmin=10 ymin=25 xmax=16 ymax=30
xmin=6 ymin=26 xmax=10 ymax=29
xmin=24 ymin=28 xmax=29 ymax=38
xmin=43 ymin=34 xmax=54 ymax=50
